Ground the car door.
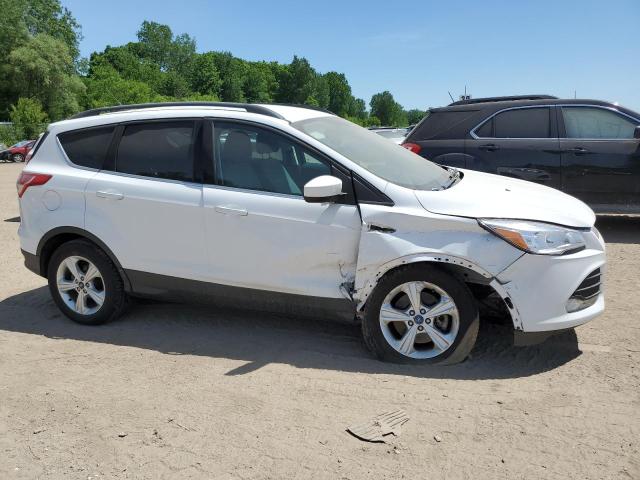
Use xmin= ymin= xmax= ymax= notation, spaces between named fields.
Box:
xmin=558 ymin=105 xmax=640 ymax=209
xmin=85 ymin=119 xmax=208 ymax=281
xmin=202 ymin=120 xmax=362 ymax=300
xmin=465 ymin=106 xmax=563 ymax=189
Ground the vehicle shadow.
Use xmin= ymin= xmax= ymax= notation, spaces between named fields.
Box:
xmin=0 ymin=286 xmax=581 ymax=380
xmin=596 ymin=214 xmax=640 ymax=244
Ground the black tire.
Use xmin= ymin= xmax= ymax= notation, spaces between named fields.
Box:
xmin=12 ymin=153 xmax=24 ymax=162
xmin=47 ymin=239 xmax=127 ymax=325
xmin=361 ymin=264 xmax=479 ymax=365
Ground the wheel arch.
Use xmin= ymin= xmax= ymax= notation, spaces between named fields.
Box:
xmin=355 ymin=255 xmax=522 ymax=330
xmin=37 ymin=227 xmax=132 ymax=292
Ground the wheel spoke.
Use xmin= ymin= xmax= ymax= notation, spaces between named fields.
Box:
xmin=84 ymin=263 xmax=100 ymax=283
xmin=380 ymin=303 xmax=411 ymax=324
xmin=397 ymin=326 xmax=418 ymax=356
xmin=424 ymin=323 xmax=453 ymax=351
xmin=402 ymin=282 xmax=423 ymax=312
xmin=426 ymin=296 xmax=456 ymax=318
xmin=85 ymin=286 xmax=105 ymax=307
xmin=64 ymin=257 xmax=82 ymax=281
xmin=57 ymin=279 xmax=76 ymax=292
xmin=75 ymin=291 xmax=86 ymax=314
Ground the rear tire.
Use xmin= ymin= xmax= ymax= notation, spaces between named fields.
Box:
xmin=362 ymin=264 xmax=479 ymax=365
xmin=47 ymin=240 xmax=127 ymax=325
xmin=12 ymin=153 xmax=24 ymax=162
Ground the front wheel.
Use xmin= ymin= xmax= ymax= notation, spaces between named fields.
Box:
xmin=361 ymin=264 xmax=479 ymax=365
xmin=47 ymin=240 xmax=127 ymax=325
xmin=12 ymin=153 xmax=24 ymax=162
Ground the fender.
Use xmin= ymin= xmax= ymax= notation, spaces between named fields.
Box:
xmin=36 ymin=226 xmax=132 ymax=292
xmin=354 ymin=253 xmax=522 ymax=330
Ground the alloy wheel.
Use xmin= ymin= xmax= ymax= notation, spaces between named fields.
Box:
xmin=55 ymin=255 xmax=105 ymax=315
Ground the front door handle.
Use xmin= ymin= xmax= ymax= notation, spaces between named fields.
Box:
xmin=570 ymin=147 xmax=591 ymax=155
xmin=96 ymin=190 xmax=124 ymax=200
xmin=214 ymin=205 xmax=248 ymax=216
xmin=479 ymin=143 xmax=500 ymax=152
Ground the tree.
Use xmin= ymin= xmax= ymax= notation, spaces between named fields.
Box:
xmin=370 ymin=91 xmax=406 ymax=126
xmin=136 ymin=21 xmax=195 ymax=74
xmin=10 ymin=97 xmax=48 ymax=139
xmin=23 ymin=0 xmax=82 ymax=61
xmin=189 ymin=52 xmax=221 ymax=97
xmin=324 ymin=72 xmax=352 ymax=116
xmin=212 ymin=52 xmax=245 ymax=102
xmin=277 ymin=56 xmax=315 ymax=104
xmin=243 ymin=61 xmax=277 ymax=103
xmin=406 ymin=108 xmax=426 ymax=125
xmin=83 ymin=63 xmax=155 ymax=108
xmin=5 ymin=34 xmax=85 ymax=120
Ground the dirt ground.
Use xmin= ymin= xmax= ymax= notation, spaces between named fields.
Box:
xmin=0 ymin=161 xmax=638 ymax=479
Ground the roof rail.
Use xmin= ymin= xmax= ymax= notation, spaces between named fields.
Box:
xmin=68 ymin=102 xmax=287 ymax=120
xmin=448 ymin=95 xmax=558 ymax=106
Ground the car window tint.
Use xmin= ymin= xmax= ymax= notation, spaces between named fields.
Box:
xmin=116 ymin=121 xmax=195 ymax=181
xmin=214 ymin=122 xmax=330 ymax=196
xmin=494 ymin=108 xmax=550 ymax=138
xmin=58 ymin=126 xmax=115 ymax=169
xmin=411 ymin=111 xmax=478 ymax=140
xmin=562 ymin=107 xmax=636 ymax=139
xmin=475 ymin=118 xmax=493 ymax=137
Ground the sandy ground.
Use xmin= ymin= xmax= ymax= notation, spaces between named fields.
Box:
xmin=0 ymin=161 xmax=638 ymax=479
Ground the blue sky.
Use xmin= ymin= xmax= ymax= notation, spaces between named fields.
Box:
xmin=62 ymin=0 xmax=640 ymax=111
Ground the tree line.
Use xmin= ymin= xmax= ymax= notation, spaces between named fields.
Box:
xmin=0 ymin=0 xmax=426 ymax=144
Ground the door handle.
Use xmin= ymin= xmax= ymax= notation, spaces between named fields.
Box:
xmin=479 ymin=144 xmax=500 ymax=152
xmin=570 ymin=147 xmax=591 ymax=155
xmin=214 ymin=205 xmax=248 ymax=216
xmin=96 ymin=190 xmax=124 ymax=200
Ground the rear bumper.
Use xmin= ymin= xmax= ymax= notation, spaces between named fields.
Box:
xmin=21 ymin=249 xmax=41 ymax=276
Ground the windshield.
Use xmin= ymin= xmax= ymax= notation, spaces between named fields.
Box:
xmin=292 ymin=116 xmax=449 ymax=190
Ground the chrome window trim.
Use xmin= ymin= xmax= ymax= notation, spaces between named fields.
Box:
xmin=470 ymin=104 xmax=640 ymax=141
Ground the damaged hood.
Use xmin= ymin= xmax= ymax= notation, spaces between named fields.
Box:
xmin=414 ymin=169 xmax=595 ymax=228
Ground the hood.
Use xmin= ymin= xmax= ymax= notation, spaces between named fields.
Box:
xmin=414 ymin=169 xmax=595 ymax=228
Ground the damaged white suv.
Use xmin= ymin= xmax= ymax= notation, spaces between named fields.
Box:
xmin=18 ymin=102 xmax=605 ymax=364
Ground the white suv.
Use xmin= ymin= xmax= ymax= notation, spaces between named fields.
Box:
xmin=17 ymin=102 xmax=606 ymax=364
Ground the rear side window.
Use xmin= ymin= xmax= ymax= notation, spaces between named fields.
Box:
xmin=492 ymin=108 xmax=550 ymax=138
xmin=116 ymin=121 xmax=196 ymax=181
xmin=562 ymin=107 xmax=637 ymax=139
xmin=410 ymin=111 xmax=478 ymax=140
xmin=58 ymin=126 xmax=115 ymax=169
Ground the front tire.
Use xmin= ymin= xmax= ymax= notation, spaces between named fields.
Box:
xmin=12 ymin=153 xmax=24 ymax=162
xmin=362 ymin=264 xmax=479 ymax=365
xmin=47 ymin=240 xmax=127 ymax=325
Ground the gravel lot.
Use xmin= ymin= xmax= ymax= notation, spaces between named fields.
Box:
xmin=0 ymin=161 xmax=638 ymax=479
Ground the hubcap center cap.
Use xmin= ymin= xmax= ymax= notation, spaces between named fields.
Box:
xmin=414 ymin=315 xmax=424 ymax=324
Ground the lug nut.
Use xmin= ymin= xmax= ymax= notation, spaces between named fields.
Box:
xmin=408 ymin=321 xmax=414 ymax=326
xmin=418 ymin=326 xmax=424 ymax=331
xmin=426 ymin=318 xmax=431 ymax=324
xmin=420 ymin=309 xmax=426 ymax=314
xmin=409 ymin=310 xmax=415 ymax=316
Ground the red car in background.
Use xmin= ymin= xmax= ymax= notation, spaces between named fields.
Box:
xmin=0 ymin=140 xmax=35 ymax=162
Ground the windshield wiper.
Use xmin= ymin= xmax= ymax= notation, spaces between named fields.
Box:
xmin=437 ymin=167 xmax=461 ymax=190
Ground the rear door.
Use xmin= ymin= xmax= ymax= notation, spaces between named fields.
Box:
xmin=558 ymin=105 xmax=640 ymax=209
xmin=465 ymin=106 xmax=562 ymax=188
xmin=85 ymin=120 xmax=208 ymax=281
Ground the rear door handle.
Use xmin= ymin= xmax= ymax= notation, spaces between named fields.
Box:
xmin=570 ymin=147 xmax=591 ymax=155
xmin=214 ymin=205 xmax=248 ymax=216
xmin=96 ymin=190 xmax=124 ymax=200
xmin=479 ymin=143 xmax=500 ymax=152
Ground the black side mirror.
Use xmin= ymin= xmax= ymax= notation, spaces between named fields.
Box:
xmin=634 ymin=125 xmax=640 ymax=139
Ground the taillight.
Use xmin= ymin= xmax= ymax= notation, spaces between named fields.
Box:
xmin=402 ymin=142 xmax=422 ymax=154
xmin=17 ymin=172 xmax=52 ymax=198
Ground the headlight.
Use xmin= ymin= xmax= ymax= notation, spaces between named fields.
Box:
xmin=479 ymin=219 xmax=586 ymax=255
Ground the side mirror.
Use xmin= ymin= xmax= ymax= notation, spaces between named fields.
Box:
xmin=634 ymin=125 xmax=640 ymax=139
xmin=303 ymin=175 xmax=344 ymax=203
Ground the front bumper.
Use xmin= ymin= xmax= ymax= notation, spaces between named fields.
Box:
xmin=496 ymin=229 xmax=605 ymax=332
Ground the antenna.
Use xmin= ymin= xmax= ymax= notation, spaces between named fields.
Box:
xmin=448 ymin=91 xmax=455 ymax=103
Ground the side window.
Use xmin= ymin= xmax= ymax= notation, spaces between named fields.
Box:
xmin=214 ymin=122 xmax=331 ymax=196
xmin=562 ymin=107 xmax=637 ymax=139
xmin=493 ymin=108 xmax=550 ymax=138
xmin=116 ymin=121 xmax=195 ymax=181
xmin=58 ymin=126 xmax=115 ymax=169
xmin=474 ymin=118 xmax=493 ymax=137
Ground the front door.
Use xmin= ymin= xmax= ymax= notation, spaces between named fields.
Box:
xmin=466 ymin=106 xmax=563 ymax=189
xmin=202 ymin=120 xmax=362 ymax=299
xmin=558 ymin=106 xmax=640 ymax=210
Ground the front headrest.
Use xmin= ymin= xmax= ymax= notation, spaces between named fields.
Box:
xmin=256 ymin=131 xmax=280 ymax=155
xmin=223 ymin=131 xmax=252 ymax=162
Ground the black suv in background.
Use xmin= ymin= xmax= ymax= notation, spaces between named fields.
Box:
xmin=403 ymin=95 xmax=640 ymax=213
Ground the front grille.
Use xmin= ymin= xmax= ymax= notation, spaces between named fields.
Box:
xmin=571 ymin=268 xmax=601 ymax=300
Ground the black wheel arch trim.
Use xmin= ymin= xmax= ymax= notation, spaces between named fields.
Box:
xmin=36 ymin=226 xmax=132 ymax=292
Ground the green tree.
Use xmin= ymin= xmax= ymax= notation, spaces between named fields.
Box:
xmin=370 ymin=91 xmax=406 ymax=126
xmin=23 ymin=0 xmax=82 ymax=61
xmin=5 ymin=34 xmax=85 ymax=120
xmin=406 ymin=108 xmax=426 ymax=125
xmin=10 ymin=97 xmax=48 ymax=139
xmin=83 ymin=63 xmax=155 ymax=107
xmin=243 ymin=61 xmax=277 ymax=103
xmin=277 ymin=56 xmax=315 ymax=104
xmin=212 ymin=52 xmax=245 ymax=102
xmin=135 ymin=21 xmax=195 ymax=74
xmin=324 ymin=72 xmax=352 ymax=116
xmin=189 ymin=52 xmax=221 ymax=97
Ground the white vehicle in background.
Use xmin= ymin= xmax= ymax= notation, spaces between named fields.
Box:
xmin=370 ymin=127 xmax=410 ymax=144
xmin=17 ymin=102 xmax=605 ymax=364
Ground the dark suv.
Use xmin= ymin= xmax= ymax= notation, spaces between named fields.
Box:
xmin=403 ymin=95 xmax=640 ymax=213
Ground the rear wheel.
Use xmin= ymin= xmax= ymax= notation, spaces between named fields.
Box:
xmin=12 ymin=153 xmax=24 ymax=162
xmin=47 ymin=240 xmax=127 ymax=325
xmin=362 ymin=264 xmax=479 ymax=365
